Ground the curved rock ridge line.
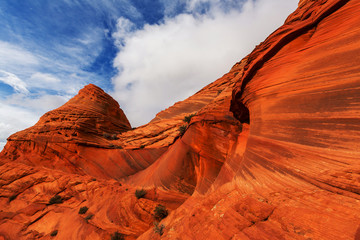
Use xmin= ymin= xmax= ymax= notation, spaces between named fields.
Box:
xmin=122 ymin=59 xmax=248 ymax=195
xmin=117 ymin=58 xmax=246 ymax=149
xmin=1 ymin=0 xmax=360 ymax=239
xmin=0 ymin=161 xmax=189 ymax=239
xmin=0 ymin=55 xmax=249 ymax=238
xmin=0 ymin=83 xmax=168 ymax=180
xmin=231 ymin=0 xmax=350 ymax=113
xmin=0 ymin=57 xmax=246 ymax=183
xmin=6 ymin=83 xmax=131 ymax=147
xmin=225 ymin=0 xmax=360 ymax=239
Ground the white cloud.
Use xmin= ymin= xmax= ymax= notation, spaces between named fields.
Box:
xmin=0 ymin=0 xmax=299 ymax=150
xmin=0 ymin=70 xmax=29 ymax=94
xmin=0 ymin=142 xmax=6 ymax=150
xmin=0 ymin=41 xmax=39 ymax=69
xmin=4 ymin=93 xmax=70 ymax=112
xmin=112 ymin=17 xmax=136 ymax=47
xmin=0 ymin=104 xmax=39 ymax=151
xmin=112 ymin=0 xmax=298 ymax=126
xmin=0 ymin=93 xmax=70 ymax=151
xmin=30 ymin=72 xmax=61 ymax=88
xmin=30 ymin=72 xmax=60 ymax=85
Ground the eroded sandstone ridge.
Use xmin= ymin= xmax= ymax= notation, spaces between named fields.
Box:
xmin=1 ymin=0 xmax=360 ymax=239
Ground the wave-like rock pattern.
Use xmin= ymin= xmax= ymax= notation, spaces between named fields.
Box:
xmin=0 ymin=161 xmax=188 ymax=239
xmin=0 ymin=38 xmax=249 ymax=239
xmin=0 ymin=84 xmax=168 ymax=180
xmin=140 ymin=0 xmax=360 ymax=239
xmin=1 ymin=0 xmax=360 ymax=239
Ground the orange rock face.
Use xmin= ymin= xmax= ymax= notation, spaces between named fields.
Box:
xmin=1 ymin=0 xmax=360 ymax=239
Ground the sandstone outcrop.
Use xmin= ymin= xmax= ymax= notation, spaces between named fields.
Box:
xmin=1 ymin=0 xmax=360 ymax=239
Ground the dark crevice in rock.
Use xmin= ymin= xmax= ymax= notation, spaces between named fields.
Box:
xmin=230 ymin=101 xmax=250 ymax=124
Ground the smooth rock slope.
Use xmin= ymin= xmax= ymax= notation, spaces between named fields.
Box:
xmin=1 ymin=0 xmax=360 ymax=239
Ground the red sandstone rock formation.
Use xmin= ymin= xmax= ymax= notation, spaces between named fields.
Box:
xmin=1 ymin=0 xmax=360 ymax=239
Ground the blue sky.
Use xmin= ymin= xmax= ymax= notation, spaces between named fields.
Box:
xmin=0 ymin=0 xmax=298 ymax=150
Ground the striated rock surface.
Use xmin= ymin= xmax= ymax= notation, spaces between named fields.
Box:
xmin=0 ymin=161 xmax=189 ymax=239
xmin=225 ymin=0 xmax=360 ymax=239
xmin=1 ymin=0 xmax=360 ymax=239
xmin=0 ymin=39 xmax=249 ymax=239
xmin=0 ymin=58 xmax=247 ymax=239
xmin=0 ymin=84 xmax=168 ymax=179
xmin=139 ymin=0 xmax=360 ymax=239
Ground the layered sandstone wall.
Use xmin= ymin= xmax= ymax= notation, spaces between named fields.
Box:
xmin=1 ymin=0 xmax=360 ymax=239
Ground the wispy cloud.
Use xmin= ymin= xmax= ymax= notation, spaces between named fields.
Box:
xmin=0 ymin=104 xmax=39 ymax=150
xmin=112 ymin=0 xmax=298 ymax=126
xmin=4 ymin=93 xmax=70 ymax=112
xmin=0 ymin=0 xmax=299 ymax=151
xmin=0 ymin=70 xmax=29 ymax=94
xmin=30 ymin=72 xmax=61 ymax=88
xmin=0 ymin=0 xmax=142 ymax=150
xmin=0 ymin=41 xmax=39 ymax=68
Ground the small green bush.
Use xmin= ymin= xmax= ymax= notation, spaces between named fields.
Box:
xmin=135 ymin=189 xmax=147 ymax=199
xmin=50 ymin=230 xmax=58 ymax=236
xmin=111 ymin=231 xmax=125 ymax=240
xmin=139 ymin=145 xmax=145 ymax=149
xmin=183 ymin=114 xmax=195 ymax=123
xmin=48 ymin=195 xmax=62 ymax=205
xmin=154 ymin=204 xmax=168 ymax=221
xmin=84 ymin=213 xmax=94 ymax=223
xmin=178 ymin=125 xmax=187 ymax=136
xmin=153 ymin=222 xmax=165 ymax=236
xmin=78 ymin=206 xmax=89 ymax=214
xmin=8 ymin=194 xmax=17 ymax=202
xmin=103 ymin=133 xmax=119 ymax=140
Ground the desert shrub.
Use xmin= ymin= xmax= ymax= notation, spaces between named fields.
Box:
xmin=183 ymin=114 xmax=195 ymax=123
xmin=135 ymin=189 xmax=147 ymax=199
xmin=178 ymin=125 xmax=187 ymax=136
xmin=103 ymin=133 xmax=111 ymax=139
xmin=103 ymin=133 xmax=118 ymax=140
xmin=153 ymin=222 xmax=165 ymax=236
xmin=8 ymin=194 xmax=17 ymax=202
xmin=50 ymin=230 xmax=58 ymax=236
xmin=84 ymin=213 xmax=94 ymax=223
xmin=78 ymin=206 xmax=89 ymax=214
xmin=154 ymin=204 xmax=168 ymax=221
xmin=139 ymin=145 xmax=145 ymax=149
xmin=48 ymin=195 xmax=62 ymax=205
xmin=111 ymin=231 xmax=125 ymax=240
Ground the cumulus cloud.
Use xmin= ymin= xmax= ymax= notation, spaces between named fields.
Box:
xmin=0 ymin=0 xmax=299 ymax=150
xmin=112 ymin=0 xmax=298 ymax=126
xmin=113 ymin=17 xmax=137 ymax=47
